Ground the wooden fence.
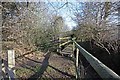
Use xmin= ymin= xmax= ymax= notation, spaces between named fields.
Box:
xmin=59 ymin=37 xmax=120 ymax=79
xmin=0 ymin=50 xmax=15 ymax=80
xmin=1 ymin=37 xmax=120 ymax=79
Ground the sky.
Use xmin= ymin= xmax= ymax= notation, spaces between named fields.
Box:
xmin=46 ymin=1 xmax=78 ymax=30
xmin=15 ymin=0 xmax=79 ymax=30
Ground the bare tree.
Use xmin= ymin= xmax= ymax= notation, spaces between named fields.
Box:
xmin=73 ymin=2 xmax=119 ymax=54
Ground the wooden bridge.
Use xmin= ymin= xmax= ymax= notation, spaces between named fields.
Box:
xmin=0 ymin=37 xmax=120 ymax=79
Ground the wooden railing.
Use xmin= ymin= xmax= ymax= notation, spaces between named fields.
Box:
xmin=1 ymin=37 xmax=120 ymax=79
xmin=59 ymin=37 xmax=120 ymax=79
xmin=0 ymin=50 xmax=15 ymax=80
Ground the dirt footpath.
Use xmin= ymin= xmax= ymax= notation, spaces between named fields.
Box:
xmin=15 ymin=52 xmax=76 ymax=79
xmin=43 ymin=53 xmax=76 ymax=78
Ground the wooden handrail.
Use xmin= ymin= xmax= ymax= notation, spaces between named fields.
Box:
xmin=73 ymin=40 xmax=120 ymax=79
xmin=0 ymin=59 xmax=2 ymax=80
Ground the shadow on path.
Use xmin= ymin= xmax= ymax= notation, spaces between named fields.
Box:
xmin=49 ymin=65 xmax=75 ymax=78
xmin=28 ymin=52 xmax=51 ymax=80
xmin=24 ymin=52 xmax=75 ymax=79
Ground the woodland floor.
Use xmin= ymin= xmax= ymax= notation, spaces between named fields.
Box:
xmin=15 ymin=51 xmax=76 ymax=79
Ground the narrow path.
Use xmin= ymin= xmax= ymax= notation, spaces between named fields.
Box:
xmin=15 ymin=51 xmax=76 ymax=79
xmin=28 ymin=52 xmax=51 ymax=79
xmin=46 ymin=53 xmax=75 ymax=78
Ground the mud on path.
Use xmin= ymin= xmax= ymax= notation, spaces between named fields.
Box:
xmin=15 ymin=51 xmax=76 ymax=79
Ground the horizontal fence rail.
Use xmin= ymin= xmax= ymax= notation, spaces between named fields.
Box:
xmin=59 ymin=37 xmax=71 ymax=40
xmin=59 ymin=40 xmax=72 ymax=47
xmin=72 ymin=40 xmax=120 ymax=79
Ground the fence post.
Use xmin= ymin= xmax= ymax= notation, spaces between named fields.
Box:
xmin=73 ymin=41 xmax=79 ymax=79
xmin=76 ymin=48 xmax=79 ymax=69
xmin=0 ymin=58 xmax=2 ymax=79
xmin=73 ymin=42 xmax=75 ymax=53
xmin=57 ymin=37 xmax=61 ymax=54
xmin=76 ymin=48 xmax=80 ymax=79
xmin=8 ymin=50 xmax=15 ymax=79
